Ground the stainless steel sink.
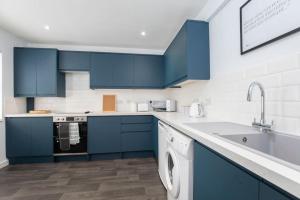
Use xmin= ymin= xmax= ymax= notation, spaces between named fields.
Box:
xmin=222 ymin=132 xmax=300 ymax=166
xmin=184 ymin=122 xmax=300 ymax=168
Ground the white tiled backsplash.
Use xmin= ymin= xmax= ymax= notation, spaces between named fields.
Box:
xmin=35 ymin=72 xmax=169 ymax=113
xmin=35 ymin=53 xmax=300 ymax=136
xmin=168 ymin=53 xmax=300 ymax=136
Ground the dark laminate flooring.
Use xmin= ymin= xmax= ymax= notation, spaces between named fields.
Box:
xmin=0 ymin=158 xmax=167 ymax=200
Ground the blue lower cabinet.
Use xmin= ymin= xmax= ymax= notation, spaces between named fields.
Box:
xmin=194 ymin=142 xmax=260 ymax=200
xmin=30 ymin=118 xmax=53 ymax=156
xmin=121 ymin=116 xmax=153 ymax=124
xmin=88 ymin=116 xmax=121 ymax=154
xmin=6 ymin=117 xmax=53 ymax=158
xmin=260 ymin=182 xmax=297 ymax=200
xmin=152 ymin=117 xmax=158 ymax=159
xmin=121 ymin=132 xmax=152 ymax=152
xmin=121 ymin=123 xmax=152 ymax=132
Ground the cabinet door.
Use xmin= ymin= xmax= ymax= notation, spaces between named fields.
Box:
xmin=36 ymin=49 xmax=58 ymax=96
xmin=30 ymin=118 xmax=53 ymax=156
xmin=121 ymin=132 xmax=152 ymax=152
xmin=88 ymin=117 xmax=121 ymax=154
xmin=164 ymin=26 xmax=187 ymax=86
xmin=14 ymin=48 xmax=37 ymax=96
xmin=133 ymin=55 xmax=164 ymax=88
xmin=6 ymin=118 xmax=31 ymax=157
xmin=112 ymin=54 xmax=134 ymax=87
xmin=260 ymin=182 xmax=294 ymax=200
xmin=152 ymin=117 xmax=159 ymax=159
xmin=90 ymin=53 xmax=134 ymax=88
xmin=59 ymin=51 xmax=90 ymax=71
xmin=194 ymin=142 xmax=259 ymax=200
xmin=90 ymin=53 xmax=114 ymax=88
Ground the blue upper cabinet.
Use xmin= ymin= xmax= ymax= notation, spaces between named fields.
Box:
xmin=133 ymin=55 xmax=164 ymax=88
xmin=14 ymin=48 xmax=37 ymax=97
xmin=14 ymin=47 xmax=65 ymax=97
xmin=59 ymin=51 xmax=90 ymax=71
xmin=90 ymin=53 xmax=164 ymax=89
xmin=90 ymin=53 xmax=134 ymax=89
xmin=164 ymin=20 xmax=210 ymax=87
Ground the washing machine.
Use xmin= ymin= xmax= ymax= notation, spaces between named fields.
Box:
xmin=158 ymin=120 xmax=169 ymax=189
xmin=164 ymin=124 xmax=194 ymax=200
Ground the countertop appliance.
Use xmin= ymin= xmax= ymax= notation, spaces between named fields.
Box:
xmin=159 ymin=120 xmax=194 ymax=200
xmin=189 ymin=102 xmax=205 ymax=118
xmin=166 ymin=100 xmax=176 ymax=112
xmin=150 ymin=101 xmax=166 ymax=112
xmin=150 ymin=100 xmax=176 ymax=112
xmin=53 ymin=115 xmax=88 ymax=156
xmin=137 ymin=102 xmax=149 ymax=112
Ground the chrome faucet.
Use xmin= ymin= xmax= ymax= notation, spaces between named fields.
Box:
xmin=247 ymin=82 xmax=273 ymax=132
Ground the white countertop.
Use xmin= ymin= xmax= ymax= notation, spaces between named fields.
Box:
xmin=5 ymin=112 xmax=153 ymax=117
xmin=5 ymin=111 xmax=300 ymax=198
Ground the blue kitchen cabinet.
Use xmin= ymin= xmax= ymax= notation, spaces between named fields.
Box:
xmin=121 ymin=132 xmax=153 ymax=152
xmin=14 ymin=47 xmax=65 ymax=97
xmin=152 ymin=117 xmax=159 ymax=159
xmin=6 ymin=117 xmax=53 ymax=158
xmin=14 ymin=48 xmax=37 ymax=96
xmin=30 ymin=118 xmax=53 ymax=156
xmin=88 ymin=116 xmax=121 ymax=154
xmin=90 ymin=53 xmax=134 ymax=88
xmin=260 ymin=182 xmax=297 ymax=200
xmin=194 ymin=141 xmax=260 ymax=200
xmin=133 ymin=55 xmax=164 ymax=88
xmin=59 ymin=51 xmax=90 ymax=71
xmin=164 ymin=20 xmax=210 ymax=87
xmin=120 ymin=116 xmax=153 ymax=152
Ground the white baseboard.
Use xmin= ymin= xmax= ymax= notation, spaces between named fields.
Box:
xmin=0 ymin=159 xmax=9 ymax=169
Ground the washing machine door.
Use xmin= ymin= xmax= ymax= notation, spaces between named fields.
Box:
xmin=165 ymin=147 xmax=180 ymax=198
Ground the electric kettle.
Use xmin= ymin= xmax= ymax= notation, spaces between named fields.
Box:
xmin=189 ymin=102 xmax=205 ymax=118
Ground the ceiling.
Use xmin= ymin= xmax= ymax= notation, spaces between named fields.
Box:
xmin=0 ymin=0 xmax=208 ymax=50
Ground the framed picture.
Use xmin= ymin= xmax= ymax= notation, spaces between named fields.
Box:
xmin=240 ymin=0 xmax=300 ymax=55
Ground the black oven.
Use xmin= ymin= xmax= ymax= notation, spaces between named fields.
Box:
xmin=53 ymin=116 xmax=87 ymax=155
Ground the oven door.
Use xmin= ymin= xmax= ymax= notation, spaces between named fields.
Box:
xmin=53 ymin=122 xmax=87 ymax=154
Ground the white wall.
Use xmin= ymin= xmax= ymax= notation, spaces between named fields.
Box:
xmin=35 ymin=72 xmax=168 ymax=112
xmin=0 ymin=28 xmax=27 ymax=168
xmin=169 ymin=0 xmax=300 ymax=136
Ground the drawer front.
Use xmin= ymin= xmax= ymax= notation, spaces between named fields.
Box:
xmin=121 ymin=116 xmax=152 ymax=124
xmin=121 ymin=132 xmax=153 ymax=152
xmin=121 ymin=123 xmax=152 ymax=132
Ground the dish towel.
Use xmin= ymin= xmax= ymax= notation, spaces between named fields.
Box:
xmin=58 ymin=123 xmax=70 ymax=151
xmin=69 ymin=123 xmax=80 ymax=145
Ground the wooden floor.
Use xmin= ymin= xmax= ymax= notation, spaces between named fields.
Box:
xmin=0 ymin=158 xmax=167 ymax=200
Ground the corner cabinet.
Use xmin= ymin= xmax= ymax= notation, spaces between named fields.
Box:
xmin=14 ymin=48 xmax=65 ymax=97
xmin=194 ymin=141 xmax=259 ymax=200
xmin=194 ymin=141 xmax=299 ymax=200
xmin=164 ymin=20 xmax=210 ymax=87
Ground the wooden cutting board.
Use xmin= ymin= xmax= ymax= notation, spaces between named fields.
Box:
xmin=103 ymin=95 xmax=116 ymax=112
xmin=29 ymin=110 xmax=51 ymax=114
